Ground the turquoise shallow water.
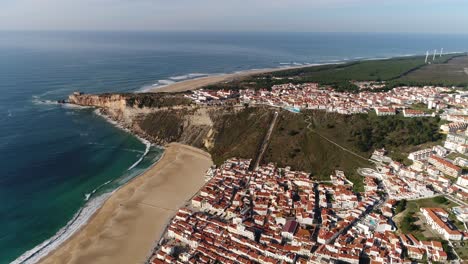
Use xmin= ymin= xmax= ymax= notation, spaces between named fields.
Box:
xmin=1 ymin=31 xmax=468 ymax=263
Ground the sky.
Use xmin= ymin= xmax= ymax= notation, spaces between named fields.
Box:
xmin=1 ymin=0 xmax=468 ymax=33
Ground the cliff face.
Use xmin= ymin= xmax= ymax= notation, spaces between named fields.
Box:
xmin=68 ymin=93 xmax=225 ymax=149
xmin=68 ymin=92 xmax=273 ymax=163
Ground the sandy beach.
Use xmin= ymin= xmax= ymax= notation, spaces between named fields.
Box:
xmin=152 ymin=65 xmax=315 ymax=93
xmin=38 ymin=143 xmax=212 ymax=264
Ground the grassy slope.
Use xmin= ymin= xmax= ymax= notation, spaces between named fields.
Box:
xmin=262 ymin=110 xmax=443 ymax=191
xmin=209 ymin=107 xmax=273 ymax=166
xmin=263 ymin=111 xmax=370 ymax=191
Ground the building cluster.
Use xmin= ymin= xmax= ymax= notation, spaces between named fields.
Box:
xmin=427 ymin=155 xmax=462 ymax=178
xmin=149 ymin=158 xmax=457 ymax=264
xmin=187 ymin=82 xmax=468 ymax=117
xmin=420 ymin=208 xmax=464 ymax=241
xmin=352 ymin=81 xmax=386 ymax=90
xmin=444 ymin=131 xmax=468 ymax=155
xmin=370 ymin=116 xmax=468 ymax=201
xmin=185 ymin=89 xmax=236 ymax=103
xmin=370 ymin=144 xmax=468 ymax=201
xmin=367 ymin=150 xmax=436 ymax=200
xmin=399 ymin=234 xmax=447 ymax=262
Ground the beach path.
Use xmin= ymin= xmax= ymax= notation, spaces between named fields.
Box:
xmin=39 ymin=143 xmax=212 ymax=264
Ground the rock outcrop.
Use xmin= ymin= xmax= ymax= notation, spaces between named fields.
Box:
xmin=67 ymin=92 xmax=274 ymax=165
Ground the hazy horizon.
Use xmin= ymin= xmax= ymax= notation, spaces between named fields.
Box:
xmin=1 ymin=0 xmax=468 ymax=34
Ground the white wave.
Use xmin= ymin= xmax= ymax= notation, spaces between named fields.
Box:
xmin=13 ymin=110 xmax=160 ymax=264
xmin=92 ymin=109 xmax=153 ymax=170
xmin=31 ymin=98 xmax=60 ymax=106
xmin=187 ymin=73 xmax=209 ymax=78
xmin=61 ymin=103 xmax=92 ymax=110
xmin=279 ymin=62 xmax=292 ymax=65
xmin=127 ymin=138 xmax=151 ymax=171
xmin=169 ymin=73 xmax=210 ymax=81
xmin=169 ymin=75 xmax=190 ymax=81
xmin=84 ymin=180 xmax=112 ymax=201
xmin=400 ymin=54 xmax=417 ymax=57
xmin=12 ymin=193 xmax=111 ymax=264
xmin=157 ymin=79 xmax=175 ymax=85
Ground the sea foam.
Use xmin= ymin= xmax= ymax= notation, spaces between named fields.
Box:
xmin=12 ymin=193 xmax=111 ymax=264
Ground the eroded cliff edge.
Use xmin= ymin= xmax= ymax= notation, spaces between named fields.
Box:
xmin=68 ymin=92 xmax=274 ymax=165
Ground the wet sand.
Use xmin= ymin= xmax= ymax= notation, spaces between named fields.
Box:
xmin=38 ymin=143 xmax=212 ymax=264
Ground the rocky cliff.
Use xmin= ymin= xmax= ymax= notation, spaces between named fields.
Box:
xmin=67 ymin=92 xmax=273 ymax=160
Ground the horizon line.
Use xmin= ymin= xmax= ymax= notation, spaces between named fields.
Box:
xmin=1 ymin=29 xmax=468 ymax=36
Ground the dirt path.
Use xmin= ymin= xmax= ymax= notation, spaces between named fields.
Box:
xmin=252 ymin=111 xmax=279 ymax=170
xmin=304 ymin=115 xmax=372 ymax=163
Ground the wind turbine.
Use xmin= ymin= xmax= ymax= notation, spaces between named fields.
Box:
xmin=440 ymin=48 xmax=444 ymax=57
xmin=425 ymin=50 xmax=429 ymax=63
xmin=433 ymin=49 xmax=437 ymax=61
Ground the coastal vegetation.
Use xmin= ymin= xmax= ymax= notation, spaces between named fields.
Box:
xmin=398 ymin=55 xmax=468 ymax=88
xmin=209 ymin=107 xmax=273 ymax=166
xmin=203 ymin=53 xmax=468 ymax=93
xmin=124 ymin=93 xmax=192 ymax=108
xmin=263 ymin=110 xmax=442 ymax=171
xmin=139 ymin=111 xmax=186 ymax=142
xmin=133 ymin=104 xmax=443 ymax=192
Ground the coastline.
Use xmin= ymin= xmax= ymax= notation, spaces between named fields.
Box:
xmin=16 ymin=53 xmax=438 ymax=264
xmin=12 ymin=109 xmax=162 ymax=264
xmin=37 ymin=142 xmax=212 ymax=264
xmin=150 ymin=52 xmax=467 ymax=94
xmin=149 ymin=64 xmax=328 ymax=93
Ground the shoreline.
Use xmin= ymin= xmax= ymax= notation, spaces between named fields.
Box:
xmin=147 ymin=53 xmax=439 ymax=94
xmin=15 ymin=52 xmax=457 ymax=264
xmin=36 ymin=142 xmax=212 ymax=264
xmin=13 ymin=109 xmax=164 ymax=264
xmin=16 ymin=55 xmax=388 ymax=264
xmin=148 ymin=64 xmax=331 ymax=93
xmin=145 ymin=52 xmax=464 ymax=94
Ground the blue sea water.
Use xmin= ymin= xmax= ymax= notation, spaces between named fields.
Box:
xmin=0 ymin=31 xmax=468 ymax=263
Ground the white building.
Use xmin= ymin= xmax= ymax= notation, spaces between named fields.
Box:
xmin=421 ymin=208 xmax=463 ymax=241
xmin=408 ymin=148 xmax=433 ymax=161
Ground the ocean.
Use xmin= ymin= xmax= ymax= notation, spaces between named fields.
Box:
xmin=0 ymin=31 xmax=467 ymax=263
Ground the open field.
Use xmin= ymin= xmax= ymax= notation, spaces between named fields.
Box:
xmin=263 ymin=111 xmax=370 ymax=191
xmin=399 ymin=54 xmax=468 ymax=87
xmin=262 ymin=111 xmax=441 ymax=191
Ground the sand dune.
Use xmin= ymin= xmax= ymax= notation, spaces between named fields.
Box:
xmin=38 ymin=143 xmax=212 ymax=264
